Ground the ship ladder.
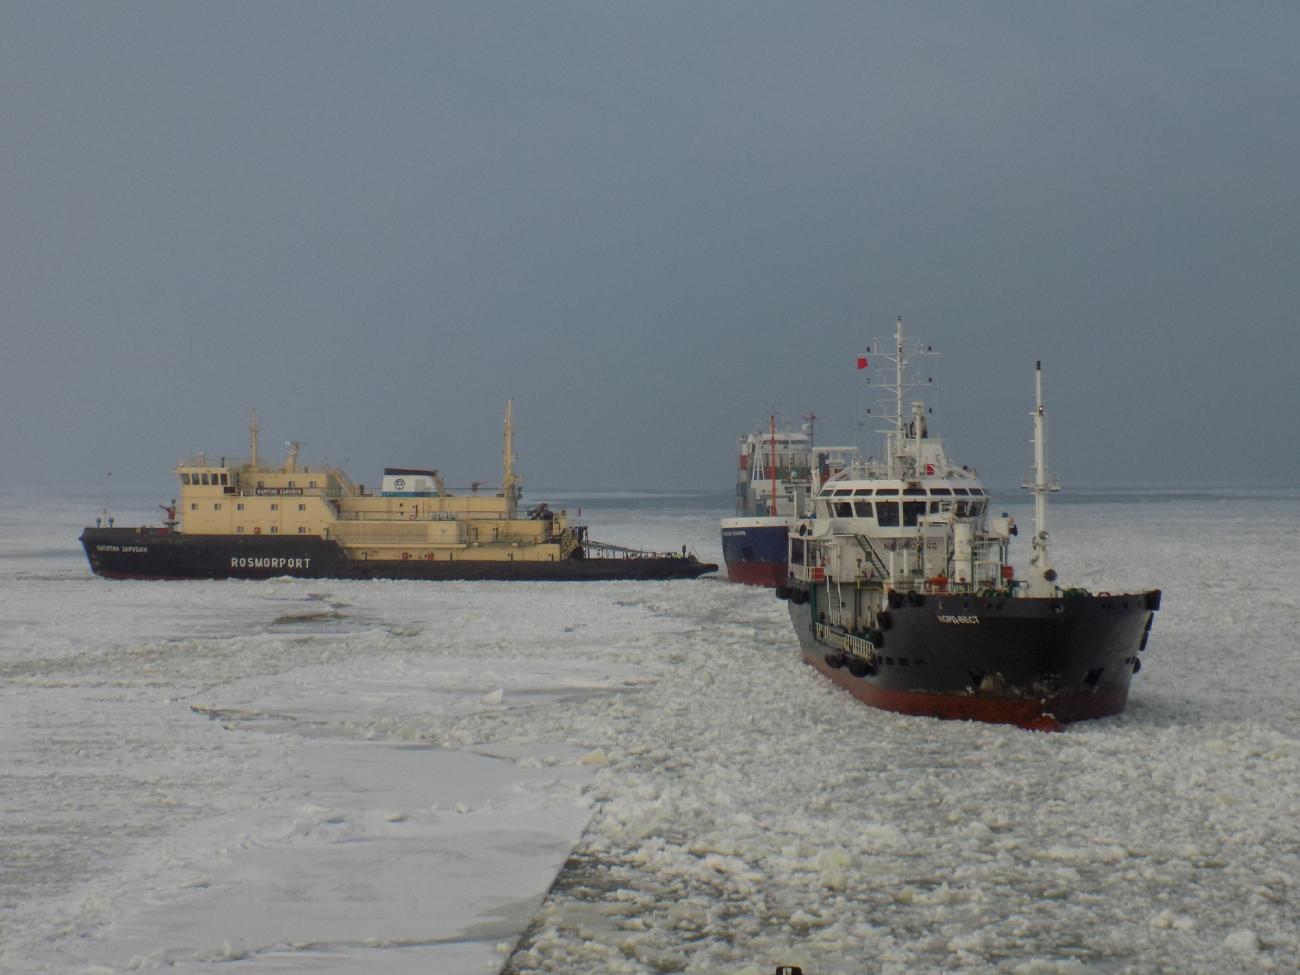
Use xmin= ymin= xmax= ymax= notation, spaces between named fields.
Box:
xmin=853 ymin=536 xmax=889 ymax=581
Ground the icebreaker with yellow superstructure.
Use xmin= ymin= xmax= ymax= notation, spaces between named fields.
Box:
xmin=80 ymin=402 xmax=716 ymax=582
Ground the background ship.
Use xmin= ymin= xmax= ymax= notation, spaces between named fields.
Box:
xmin=781 ymin=319 xmax=1160 ymax=730
xmin=81 ymin=402 xmax=715 ymax=582
xmin=719 ymin=416 xmax=855 ymax=586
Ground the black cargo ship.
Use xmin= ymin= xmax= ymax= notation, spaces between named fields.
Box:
xmin=787 ymin=587 xmax=1159 ymax=730
xmin=781 ymin=320 xmax=1159 ymax=730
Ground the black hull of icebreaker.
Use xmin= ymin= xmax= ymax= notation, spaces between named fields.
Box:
xmin=80 ymin=528 xmax=716 ymax=582
xmin=788 ymin=590 xmax=1159 ymax=731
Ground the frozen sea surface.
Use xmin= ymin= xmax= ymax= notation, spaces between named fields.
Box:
xmin=2 ymin=487 xmax=1299 ymax=974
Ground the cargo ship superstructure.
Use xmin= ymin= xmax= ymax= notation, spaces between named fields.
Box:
xmin=720 ymin=417 xmax=855 ymax=586
xmin=781 ymin=319 xmax=1159 ymax=730
xmin=81 ymin=402 xmax=716 ymax=582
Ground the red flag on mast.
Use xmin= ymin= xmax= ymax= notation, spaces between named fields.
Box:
xmin=856 ymin=356 xmax=868 ymax=370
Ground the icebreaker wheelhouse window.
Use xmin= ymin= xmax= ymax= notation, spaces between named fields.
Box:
xmin=930 ymin=487 xmax=952 ymax=495
xmin=953 ymin=488 xmax=971 ymax=496
xmin=903 ymin=487 xmax=926 ymax=496
xmin=876 ymin=488 xmax=899 ymax=496
xmin=854 ymin=501 xmax=873 ymax=518
xmin=876 ymin=502 xmax=900 ymax=527
xmin=791 ymin=538 xmax=805 ymax=563
xmin=903 ymin=501 xmax=927 ymax=527
xmin=220 ymin=473 xmax=228 ymax=486
xmin=853 ymin=488 xmax=873 ymax=496
xmin=200 ymin=473 xmax=209 ymax=485
xmin=834 ymin=502 xmax=854 ymax=517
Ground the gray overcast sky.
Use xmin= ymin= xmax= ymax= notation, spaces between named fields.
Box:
xmin=2 ymin=2 xmax=1297 ymax=494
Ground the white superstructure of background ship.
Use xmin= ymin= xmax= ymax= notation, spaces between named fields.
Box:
xmin=720 ymin=417 xmax=855 ymax=586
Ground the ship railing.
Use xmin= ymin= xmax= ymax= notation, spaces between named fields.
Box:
xmin=488 ymin=530 xmax=550 ymax=544
xmin=750 ymin=467 xmax=813 ymax=482
xmin=856 ymin=577 xmax=997 ymax=596
xmin=333 ymin=510 xmax=465 ymax=522
xmin=814 ymin=623 xmax=875 ymax=661
xmin=182 ymin=457 xmax=343 ymax=475
xmin=584 ymin=539 xmax=691 ymax=560
xmin=788 ymin=563 xmax=825 ymax=583
xmin=887 ymin=573 xmax=1012 ymax=596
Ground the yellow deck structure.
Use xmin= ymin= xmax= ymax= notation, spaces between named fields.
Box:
xmin=173 ymin=401 xmax=579 ymax=565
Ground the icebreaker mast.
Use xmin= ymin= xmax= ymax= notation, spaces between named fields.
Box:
xmin=249 ymin=409 xmax=260 ymax=472
xmin=500 ymin=398 xmax=521 ymax=509
xmin=1025 ymin=361 xmax=1059 ymax=597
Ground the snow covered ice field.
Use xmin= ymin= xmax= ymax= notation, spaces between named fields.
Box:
xmin=2 ymin=488 xmax=1299 ymax=974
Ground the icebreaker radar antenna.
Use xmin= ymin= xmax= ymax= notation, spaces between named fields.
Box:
xmin=284 ymin=441 xmax=305 ymax=474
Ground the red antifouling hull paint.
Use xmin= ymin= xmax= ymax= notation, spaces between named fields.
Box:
xmin=803 ymin=651 xmax=1128 ymax=731
xmin=726 ymin=561 xmax=787 ymax=587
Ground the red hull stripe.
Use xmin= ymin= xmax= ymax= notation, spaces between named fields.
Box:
xmin=803 ymin=651 xmax=1128 ymax=731
xmin=725 ymin=561 xmax=787 ymax=587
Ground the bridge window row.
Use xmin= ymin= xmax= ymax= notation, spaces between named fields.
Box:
xmin=829 ymin=499 xmax=986 ymax=525
xmin=822 ymin=486 xmax=986 ymax=498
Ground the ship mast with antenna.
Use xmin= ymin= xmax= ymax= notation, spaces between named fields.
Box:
xmin=769 ymin=415 xmax=779 ymax=517
xmin=866 ymin=317 xmax=937 ymax=478
xmin=1024 ymin=361 xmax=1060 ymax=597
